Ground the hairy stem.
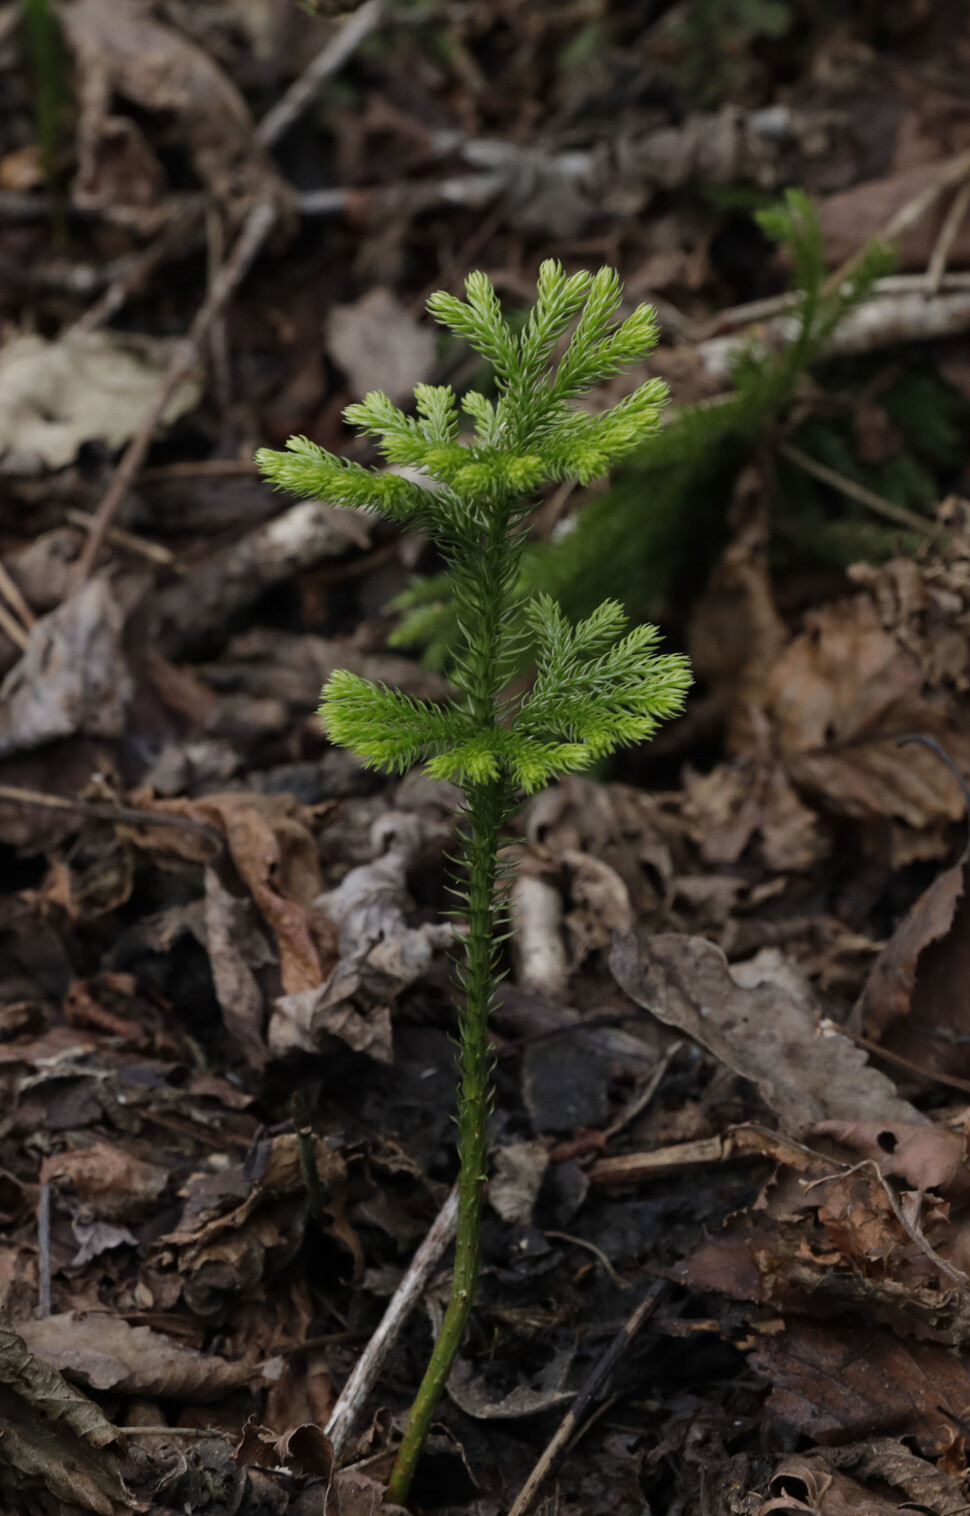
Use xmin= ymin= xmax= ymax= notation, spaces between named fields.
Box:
xmin=387 ymin=780 xmax=508 ymax=1503
xmin=388 ymin=506 xmax=514 ymax=1505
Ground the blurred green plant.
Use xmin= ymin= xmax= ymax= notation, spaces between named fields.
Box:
xmin=664 ymin=0 xmax=794 ymax=106
xmin=392 ymin=190 xmax=900 ymax=672
xmin=22 ymin=0 xmax=67 ymax=235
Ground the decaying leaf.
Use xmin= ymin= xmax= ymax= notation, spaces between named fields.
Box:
xmin=489 ymin=1141 xmax=549 ymax=1226
xmin=751 ymin=1319 xmax=970 ymax=1456
xmin=130 ymin=790 xmax=333 ymax=1061
xmin=40 ymin=1140 xmax=169 ymax=1221
xmin=0 ymin=331 xmax=201 ymax=472
xmin=447 ymin=1347 xmax=574 ymax=1419
xmin=203 ymin=860 xmax=276 ymax=1068
xmin=326 ymin=288 xmax=437 ymax=403
xmin=16 ymin=1313 xmax=257 ymax=1400
xmin=159 ymin=1133 xmax=348 ymax=1316
xmin=762 ymin=580 xmax=970 ymax=853
xmin=269 ymin=811 xmax=452 ymax=1059
xmin=61 ymin=0 xmax=286 ymax=222
xmin=0 ymin=578 xmax=133 ymax=758
xmin=0 ymin=1311 xmax=131 ymax=1514
xmin=854 ymin=850 xmax=970 ymax=1084
xmin=234 ymin=1416 xmax=334 ymax=1480
xmin=610 ymin=931 xmax=922 ymax=1136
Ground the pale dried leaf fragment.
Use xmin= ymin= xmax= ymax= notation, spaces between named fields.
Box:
xmin=490 ymin=1141 xmax=549 ymax=1226
xmin=447 ymin=1347 xmax=573 ymax=1419
xmin=0 ymin=578 xmax=133 ymax=758
xmin=270 ymin=811 xmax=451 ymax=1058
xmin=16 ymin=1313 xmax=256 ymax=1401
xmin=610 ymin=931 xmax=923 ymax=1136
xmin=0 ymin=331 xmax=201 ymax=472
xmin=326 ymin=288 xmax=436 ymax=403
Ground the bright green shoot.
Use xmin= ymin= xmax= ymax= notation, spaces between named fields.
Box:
xmin=257 ymin=261 xmax=691 ymax=1503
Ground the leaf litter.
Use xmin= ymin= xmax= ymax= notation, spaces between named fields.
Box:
xmin=7 ymin=3 xmax=970 ymax=1514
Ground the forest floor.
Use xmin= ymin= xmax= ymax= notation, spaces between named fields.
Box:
xmin=5 ymin=2 xmax=970 ymax=1513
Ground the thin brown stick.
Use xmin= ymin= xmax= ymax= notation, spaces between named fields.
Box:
xmin=65 ymin=508 xmax=175 ymax=567
xmin=68 ymin=201 xmax=206 ymax=338
xmin=507 ymin=1282 xmax=666 ymax=1516
xmin=777 ymin=442 xmax=937 ymax=536
xmin=37 ymin=1183 xmax=52 ymax=1319
xmin=69 ymin=199 xmax=278 ymax=591
xmin=543 ymin=1231 xmax=630 ymax=1290
xmin=927 ymin=178 xmax=970 ymax=293
xmin=141 ymin=459 xmax=258 ymax=480
xmin=0 ymin=783 xmax=224 ymax=851
xmin=117 ymin=1426 xmax=234 ymax=1440
xmin=822 ymin=148 xmax=970 ymax=296
xmin=603 ymin=1040 xmax=682 ymax=1141
xmin=0 ymin=598 xmax=29 ymax=651
xmin=324 ymin=1185 xmax=459 ymax=1460
xmin=255 ymin=0 xmax=385 ymax=151
xmin=831 ymin=1020 xmax=970 ymax=1097
xmin=0 ymin=562 xmax=36 ymax=632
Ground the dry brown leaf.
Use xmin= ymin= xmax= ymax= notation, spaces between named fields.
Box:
xmin=682 ymin=759 xmax=828 ymax=872
xmin=0 ymin=1311 xmax=131 ymax=1514
xmin=853 ymin=853 xmax=970 ymax=1084
xmin=16 ymin=1313 xmax=256 ymax=1401
xmin=40 ymin=1141 xmax=168 ymax=1221
xmin=817 ymin=162 xmax=970 ymax=271
xmin=610 ymin=931 xmax=922 ymax=1136
xmin=447 ymin=1347 xmax=573 ymax=1419
xmin=762 ymin=1443 xmax=970 ymax=1515
xmin=489 ymin=1141 xmax=549 ymax=1227
xmin=161 ymin=1134 xmax=348 ymax=1316
xmin=0 ymin=578 xmax=132 ymax=758
xmin=819 ymin=1439 xmax=970 ymax=1516
xmin=812 ymin=1119 xmax=970 ymax=1204
xmin=132 ymin=791 xmax=327 ymax=998
xmin=269 ymin=811 xmax=451 ymax=1059
xmin=677 ymin=1130 xmax=970 ymax=1345
xmin=203 ymin=860 xmax=275 ymax=1067
xmin=751 ymin=1319 xmax=970 ymax=1456
xmin=326 ymin=288 xmax=436 ymax=403
xmin=763 ymin=592 xmax=970 ymax=841
xmin=62 ymin=0 xmax=286 ymax=223
xmin=234 ymin=1416 xmax=334 ymax=1480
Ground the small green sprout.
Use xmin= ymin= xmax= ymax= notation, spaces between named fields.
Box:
xmin=257 ymin=261 xmax=691 ymax=1503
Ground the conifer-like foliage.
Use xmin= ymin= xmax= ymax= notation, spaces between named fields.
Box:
xmin=257 ymin=262 xmax=691 ymax=1503
xmin=391 ymin=192 xmax=899 ymax=670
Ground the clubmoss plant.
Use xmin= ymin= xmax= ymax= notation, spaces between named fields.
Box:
xmin=256 ymin=262 xmax=692 ymax=1503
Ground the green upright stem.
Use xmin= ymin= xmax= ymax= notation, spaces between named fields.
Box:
xmin=388 ymin=508 xmax=513 ymax=1506
xmin=387 ymin=779 xmax=507 ymax=1504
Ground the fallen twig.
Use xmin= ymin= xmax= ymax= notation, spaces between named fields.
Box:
xmin=64 ymin=508 xmax=175 ymax=568
xmin=822 ymin=146 xmax=970 ymax=296
xmin=0 ymin=562 xmax=36 ymax=635
xmin=0 ymin=784 xmax=224 ymax=851
xmin=324 ymin=1185 xmax=458 ymax=1461
xmin=256 ymin=0 xmax=385 ymax=150
xmin=696 ymin=287 xmax=970 ymax=381
xmin=69 ymin=199 xmax=278 ymax=591
xmin=506 ymin=1280 xmax=667 ymax=1516
xmin=927 ymin=178 xmax=970 ymax=293
xmin=37 ymin=1183 xmax=51 ymax=1319
xmin=777 ymin=442 xmax=938 ymax=536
